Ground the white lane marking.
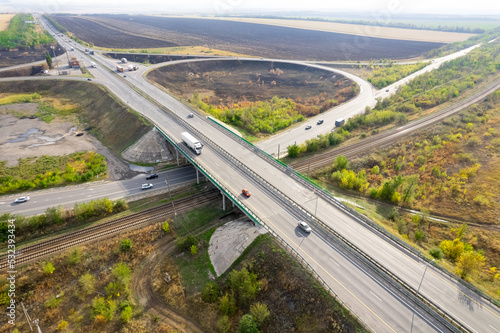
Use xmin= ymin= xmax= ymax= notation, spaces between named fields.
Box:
xmin=87 ymin=195 xmax=93 ymax=197
xmin=329 ymin=257 xmax=340 ymax=267
xmin=369 ymin=291 xmax=382 ymax=302
xmin=489 ymin=325 xmax=500 ymax=333
xmin=0 ymin=202 xmax=4 ymax=205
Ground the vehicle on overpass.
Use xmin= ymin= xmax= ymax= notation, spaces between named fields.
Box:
xmin=181 ymin=132 xmax=203 ymax=155
xmin=298 ymin=221 xmax=312 ymax=233
xmin=242 ymin=188 xmax=251 ymax=197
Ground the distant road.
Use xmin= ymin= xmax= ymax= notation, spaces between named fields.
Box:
xmin=0 ymin=167 xmax=197 ymax=216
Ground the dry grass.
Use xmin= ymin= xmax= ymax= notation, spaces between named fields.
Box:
xmin=174 ymin=16 xmax=475 ymax=43
xmin=0 ymin=14 xmax=15 ymax=31
xmin=94 ymin=45 xmax=255 ymax=58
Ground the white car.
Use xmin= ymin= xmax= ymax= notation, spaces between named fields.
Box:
xmin=141 ymin=183 xmax=153 ymax=190
xmin=298 ymin=221 xmax=312 ymax=233
xmin=14 ymin=196 xmax=30 ymax=203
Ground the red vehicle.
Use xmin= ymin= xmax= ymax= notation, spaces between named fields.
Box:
xmin=242 ymin=189 xmax=251 ymax=197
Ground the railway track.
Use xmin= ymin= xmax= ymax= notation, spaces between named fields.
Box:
xmin=1 ymin=190 xmax=220 ymax=270
xmin=291 ymin=79 xmax=500 ymax=172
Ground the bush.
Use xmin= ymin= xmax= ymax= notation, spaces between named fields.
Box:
xmin=66 ymin=248 xmax=82 ymax=265
xmin=162 ymin=221 xmax=170 ymax=233
xmin=191 ymin=245 xmax=198 ymax=256
xmin=42 ymin=261 xmax=55 ymax=275
xmin=176 ymin=235 xmax=198 ymax=251
xmin=250 ymin=302 xmax=270 ymax=328
xmin=414 ymin=229 xmax=425 ymax=242
xmin=229 ymin=268 xmax=260 ymax=306
xmin=121 ymin=306 xmax=133 ymax=323
xmin=237 ymin=314 xmax=259 ymax=333
xmin=217 ymin=315 xmax=232 ymax=333
xmin=429 ymin=247 xmax=443 ymax=259
xmin=219 ymin=293 xmax=237 ymax=316
xmin=91 ymin=296 xmax=116 ymax=322
xmin=202 ymin=282 xmax=220 ymax=303
xmin=45 ymin=295 xmax=62 ymax=309
xmin=120 ymin=239 xmax=132 ymax=252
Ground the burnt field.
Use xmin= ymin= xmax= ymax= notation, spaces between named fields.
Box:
xmin=54 ymin=15 xmax=445 ymax=61
xmin=149 ymin=60 xmax=356 ymax=113
xmin=0 ymin=43 xmax=64 ymax=68
xmin=104 ymin=52 xmax=215 ymax=64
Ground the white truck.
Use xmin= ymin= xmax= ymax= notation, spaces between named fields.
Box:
xmin=128 ymin=65 xmax=133 ymax=71
xmin=181 ymin=132 xmax=202 ymax=155
xmin=90 ymin=62 xmax=97 ymax=68
xmin=121 ymin=58 xmax=128 ymax=63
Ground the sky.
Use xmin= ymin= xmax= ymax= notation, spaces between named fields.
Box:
xmin=1 ymin=0 xmax=500 ymax=16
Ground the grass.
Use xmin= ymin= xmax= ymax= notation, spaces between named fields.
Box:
xmin=173 ymin=205 xmax=225 ymax=238
xmin=175 ymin=228 xmax=217 ymax=293
xmin=94 ymin=45 xmax=255 ymax=58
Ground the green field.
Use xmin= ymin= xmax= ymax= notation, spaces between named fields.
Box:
xmin=0 ymin=14 xmax=54 ymax=49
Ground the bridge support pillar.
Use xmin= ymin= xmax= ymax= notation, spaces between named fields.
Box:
xmin=196 ymin=169 xmax=200 ymax=184
xmin=221 ymin=191 xmax=226 ymax=211
xmin=176 ymin=150 xmax=179 ymax=166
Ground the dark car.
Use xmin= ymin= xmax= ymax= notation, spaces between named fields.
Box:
xmin=305 ymin=125 xmax=312 ymax=130
xmin=87 ymin=78 xmax=92 ymax=81
xmin=188 ymin=113 xmax=194 ymax=118
xmin=146 ymin=174 xmax=158 ymax=180
xmin=317 ymin=119 xmax=324 ymax=125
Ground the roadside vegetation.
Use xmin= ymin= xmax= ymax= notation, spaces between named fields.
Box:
xmin=312 ymin=91 xmax=500 ymax=299
xmin=0 ymin=151 xmax=106 ymax=195
xmin=0 ymin=14 xmax=54 ymax=49
xmin=287 ymin=38 xmax=500 ymax=157
xmin=0 ymin=204 xmax=366 ymax=332
xmin=0 ymin=197 xmax=127 ymax=244
xmin=365 ymin=61 xmax=428 ymax=89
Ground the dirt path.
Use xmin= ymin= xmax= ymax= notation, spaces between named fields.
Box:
xmin=133 ymin=239 xmax=204 ymax=333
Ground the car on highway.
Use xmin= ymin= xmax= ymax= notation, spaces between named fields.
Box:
xmin=87 ymin=78 xmax=92 ymax=81
xmin=305 ymin=125 xmax=312 ymax=130
xmin=14 ymin=196 xmax=30 ymax=203
xmin=298 ymin=221 xmax=312 ymax=233
xmin=146 ymin=173 xmax=158 ymax=180
xmin=141 ymin=183 xmax=153 ymax=190
xmin=242 ymin=188 xmax=251 ymax=197
xmin=188 ymin=113 xmax=194 ymax=118
xmin=317 ymin=119 xmax=324 ymax=125
xmin=386 ymin=89 xmax=389 ymax=92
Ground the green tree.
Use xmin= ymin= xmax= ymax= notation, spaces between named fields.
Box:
xmin=91 ymin=296 xmax=116 ymax=322
xmin=217 ymin=315 xmax=232 ymax=333
xmin=250 ymin=302 xmax=270 ymax=328
xmin=45 ymin=52 xmax=52 ymax=69
xmin=287 ymin=143 xmax=300 ymax=158
xmin=229 ymin=268 xmax=260 ymax=306
xmin=456 ymin=251 xmax=485 ymax=279
xmin=414 ymin=229 xmax=425 ymax=242
xmin=401 ymin=175 xmax=419 ymax=204
xmin=333 ymin=155 xmax=349 ymax=171
xmin=219 ymin=293 xmax=237 ymax=316
xmin=202 ymin=282 xmax=220 ymax=303
xmin=112 ymin=262 xmax=131 ymax=291
xmin=162 ymin=221 xmax=170 ymax=233
xmin=42 ymin=261 xmax=55 ymax=275
xmin=121 ymin=306 xmax=133 ymax=323
xmin=66 ymin=248 xmax=82 ymax=265
xmin=78 ymin=272 xmax=95 ymax=299
xmin=120 ymin=238 xmax=132 ymax=252
xmin=371 ymin=165 xmax=380 ymax=174
xmin=237 ymin=314 xmax=259 ymax=333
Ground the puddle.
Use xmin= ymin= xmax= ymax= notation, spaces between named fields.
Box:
xmin=129 ymin=164 xmax=154 ymax=173
xmin=7 ymin=128 xmax=39 ymax=143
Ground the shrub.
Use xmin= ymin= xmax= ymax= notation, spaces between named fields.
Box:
xmin=120 ymin=239 xmax=132 ymax=252
xmin=217 ymin=315 xmax=232 ymax=333
xmin=176 ymin=235 xmax=198 ymax=251
xmin=219 ymin=293 xmax=237 ymax=316
xmin=237 ymin=314 xmax=259 ymax=333
xmin=78 ymin=272 xmax=95 ymax=298
xmin=202 ymin=282 xmax=220 ymax=303
xmin=250 ymin=302 xmax=270 ymax=327
xmin=121 ymin=306 xmax=133 ymax=323
xmin=45 ymin=295 xmax=62 ymax=309
xmin=42 ymin=261 xmax=55 ymax=275
xmin=66 ymin=248 xmax=82 ymax=265
xmin=429 ymin=247 xmax=443 ymax=259
xmin=191 ymin=245 xmax=198 ymax=256
xmin=162 ymin=221 xmax=170 ymax=233
xmin=414 ymin=230 xmax=425 ymax=242
xmin=91 ymin=296 xmax=116 ymax=322
xmin=229 ymin=268 xmax=260 ymax=306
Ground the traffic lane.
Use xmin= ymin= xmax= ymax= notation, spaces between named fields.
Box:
xmin=0 ymin=167 xmax=197 ymax=216
xmin=313 ymin=201 xmax=500 ymax=332
xmin=297 ymin=230 xmax=448 ymax=333
xmin=193 ymin=142 xmax=445 ymax=332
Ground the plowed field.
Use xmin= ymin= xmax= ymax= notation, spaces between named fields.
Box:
xmin=53 ymin=15 xmax=445 ymax=61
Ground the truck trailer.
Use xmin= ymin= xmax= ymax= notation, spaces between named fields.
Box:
xmin=181 ymin=132 xmax=202 ymax=155
xmin=116 ymin=65 xmax=124 ymax=72
xmin=335 ymin=118 xmax=345 ymax=127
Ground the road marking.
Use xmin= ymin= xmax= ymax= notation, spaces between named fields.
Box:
xmin=329 ymin=257 xmax=340 ymax=267
xmin=87 ymin=195 xmax=93 ymax=197
xmin=0 ymin=202 xmax=4 ymax=205
xmin=370 ymin=291 xmax=382 ymax=302
xmin=489 ymin=325 xmax=500 ymax=333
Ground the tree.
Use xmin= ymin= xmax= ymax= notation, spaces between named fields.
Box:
xmin=121 ymin=306 xmax=133 ymax=323
xmin=42 ymin=261 xmax=55 ymax=275
xmin=91 ymin=296 xmax=116 ymax=322
xmin=250 ymin=302 xmax=270 ymax=328
xmin=45 ymin=52 xmax=52 ymax=69
xmin=287 ymin=143 xmax=300 ymax=158
xmin=456 ymin=251 xmax=485 ymax=279
xmin=162 ymin=221 xmax=170 ymax=233
xmin=219 ymin=293 xmax=237 ymax=316
xmin=217 ymin=315 xmax=232 ymax=333
xmin=66 ymin=248 xmax=81 ymax=265
xmin=439 ymin=238 xmax=472 ymax=262
xmin=401 ymin=175 xmax=419 ymax=204
xmin=202 ymin=281 xmax=220 ymax=303
xmin=120 ymin=238 xmax=132 ymax=252
xmin=333 ymin=155 xmax=349 ymax=171
xmin=78 ymin=272 xmax=95 ymax=299
xmin=112 ymin=262 xmax=131 ymax=291
xmin=229 ymin=268 xmax=260 ymax=306
xmin=237 ymin=314 xmax=259 ymax=333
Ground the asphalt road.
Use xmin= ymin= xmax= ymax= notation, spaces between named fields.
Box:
xmin=19 ymin=16 xmax=500 ymax=332
xmin=0 ymin=167 xmax=197 ymax=216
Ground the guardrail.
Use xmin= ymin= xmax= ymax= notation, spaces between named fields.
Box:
xmin=206 ymin=107 xmax=500 ymax=310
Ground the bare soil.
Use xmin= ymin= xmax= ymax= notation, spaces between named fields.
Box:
xmin=0 ymin=43 xmax=64 ymax=68
xmin=54 ymin=15 xmax=445 ymax=61
xmin=0 ymin=14 xmax=14 ymax=31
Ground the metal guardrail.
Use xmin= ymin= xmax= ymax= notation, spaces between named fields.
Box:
xmin=205 ymin=107 xmax=500 ymax=309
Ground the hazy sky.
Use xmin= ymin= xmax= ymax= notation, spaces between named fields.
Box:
xmin=2 ymin=0 xmax=500 ymax=16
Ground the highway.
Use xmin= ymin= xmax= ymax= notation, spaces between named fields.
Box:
xmin=0 ymin=167 xmax=197 ymax=216
xmin=10 ymin=15 xmax=500 ymax=332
